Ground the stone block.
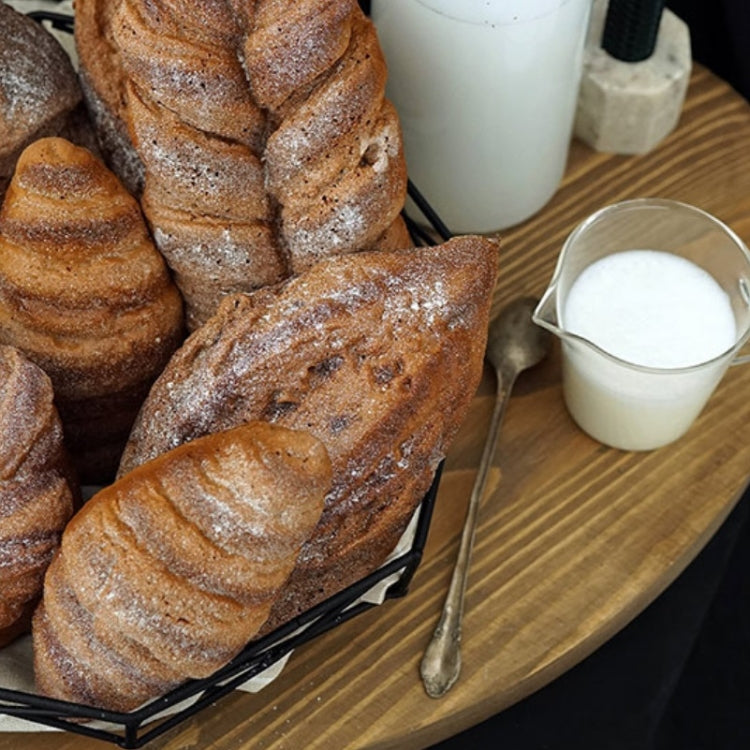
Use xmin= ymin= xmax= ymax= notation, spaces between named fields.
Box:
xmin=574 ymin=0 xmax=691 ymax=155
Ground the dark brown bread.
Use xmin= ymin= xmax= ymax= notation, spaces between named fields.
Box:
xmin=0 ymin=137 xmax=185 ymax=484
xmin=0 ymin=3 xmax=93 ymax=200
xmin=0 ymin=345 xmax=78 ymax=648
xmin=75 ymin=0 xmax=411 ymax=329
xmin=33 ymin=421 xmax=331 ymax=711
xmin=119 ymin=235 xmax=499 ymax=627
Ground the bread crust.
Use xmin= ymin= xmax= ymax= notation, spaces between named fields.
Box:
xmin=0 ymin=3 xmax=88 ymax=199
xmin=0 ymin=137 xmax=185 ymax=483
xmin=33 ymin=421 xmax=331 ymax=711
xmin=119 ymin=235 xmax=499 ymax=625
xmin=0 ymin=345 xmax=78 ymax=647
xmin=75 ymin=0 xmax=410 ymax=329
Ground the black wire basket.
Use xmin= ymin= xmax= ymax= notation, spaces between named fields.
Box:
xmin=0 ymin=9 xmax=454 ymax=747
xmin=0 ymin=465 xmax=442 ymax=749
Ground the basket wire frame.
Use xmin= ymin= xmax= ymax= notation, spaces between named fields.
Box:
xmin=26 ymin=10 xmax=74 ymax=33
xmin=0 ymin=14 xmax=453 ymax=740
xmin=0 ymin=465 xmax=442 ymax=748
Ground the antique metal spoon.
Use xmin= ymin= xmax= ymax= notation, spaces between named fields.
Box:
xmin=420 ymin=296 xmax=552 ymax=698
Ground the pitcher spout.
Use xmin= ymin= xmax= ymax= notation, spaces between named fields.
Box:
xmin=532 ymin=285 xmax=563 ymax=338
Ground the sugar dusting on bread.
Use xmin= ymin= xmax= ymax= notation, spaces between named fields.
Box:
xmin=0 ymin=137 xmax=184 ymax=483
xmin=73 ymin=0 xmax=409 ymax=329
xmin=116 ymin=235 xmax=499 ymax=628
xmin=0 ymin=345 xmax=77 ymax=648
xmin=1 ymin=3 xmax=83 ymax=198
xmin=33 ymin=422 xmax=331 ymax=711
xmin=0 ymin=10 xmax=79 ymax=132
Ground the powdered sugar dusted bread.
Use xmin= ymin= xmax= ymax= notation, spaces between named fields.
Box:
xmin=75 ymin=0 xmax=411 ymax=329
xmin=0 ymin=3 xmax=93 ymax=200
xmin=119 ymin=235 xmax=499 ymax=627
xmin=0 ymin=137 xmax=184 ymax=483
xmin=0 ymin=345 xmax=77 ymax=648
xmin=33 ymin=421 xmax=331 ymax=711
xmin=73 ymin=0 xmax=144 ymax=197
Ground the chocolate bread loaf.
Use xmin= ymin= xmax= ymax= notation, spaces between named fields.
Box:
xmin=119 ymin=235 xmax=499 ymax=627
xmin=0 ymin=137 xmax=184 ymax=483
xmin=0 ymin=345 xmax=77 ymax=647
xmin=33 ymin=421 xmax=331 ymax=711
xmin=75 ymin=0 xmax=411 ymax=329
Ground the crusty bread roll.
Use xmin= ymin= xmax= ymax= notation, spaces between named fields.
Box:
xmin=75 ymin=0 xmax=411 ymax=329
xmin=33 ymin=421 xmax=331 ymax=712
xmin=0 ymin=345 xmax=78 ymax=648
xmin=0 ymin=137 xmax=184 ymax=484
xmin=0 ymin=3 xmax=95 ymax=200
xmin=119 ymin=235 xmax=499 ymax=627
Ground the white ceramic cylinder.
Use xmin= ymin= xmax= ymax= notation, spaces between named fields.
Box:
xmin=371 ymin=0 xmax=592 ymax=233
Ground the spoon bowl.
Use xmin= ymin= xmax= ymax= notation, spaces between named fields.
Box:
xmin=487 ymin=296 xmax=553 ymax=378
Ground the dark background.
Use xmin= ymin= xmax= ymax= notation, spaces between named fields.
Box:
xmin=668 ymin=0 xmax=750 ymax=101
xmin=426 ymin=1 xmax=750 ymax=748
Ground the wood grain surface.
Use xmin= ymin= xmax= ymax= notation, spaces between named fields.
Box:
xmin=3 ymin=64 xmax=750 ymax=750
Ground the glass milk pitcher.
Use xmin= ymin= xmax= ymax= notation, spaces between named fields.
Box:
xmin=533 ymin=198 xmax=750 ymax=451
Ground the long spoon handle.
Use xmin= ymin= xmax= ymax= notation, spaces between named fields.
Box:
xmin=420 ymin=368 xmax=515 ymax=697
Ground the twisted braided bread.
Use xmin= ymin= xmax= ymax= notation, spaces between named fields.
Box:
xmin=76 ymin=0 xmax=410 ymax=329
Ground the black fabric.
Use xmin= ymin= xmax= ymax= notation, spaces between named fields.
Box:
xmin=655 ymin=496 xmax=750 ymax=750
xmin=667 ymin=0 xmax=750 ymax=101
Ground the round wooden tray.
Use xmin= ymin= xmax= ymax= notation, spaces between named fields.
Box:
xmin=3 ymin=64 xmax=750 ymax=750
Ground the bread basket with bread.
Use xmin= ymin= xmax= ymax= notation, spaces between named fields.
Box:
xmin=0 ymin=1 xmax=500 ymax=745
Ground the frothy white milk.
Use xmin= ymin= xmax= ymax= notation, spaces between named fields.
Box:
xmin=560 ymin=249 xmax=738 ymax=450
xmin=564 ymin=250 xmax=737 ymax=367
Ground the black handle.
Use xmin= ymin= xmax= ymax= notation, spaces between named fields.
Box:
xmin=602 ymin=0 xmax=666 ymax=62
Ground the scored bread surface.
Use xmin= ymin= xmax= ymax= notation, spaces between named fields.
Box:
xmin=33 ymin=421 xmax=331 ymax=711
xmin=119 ymin=236 xmax=499 ymax=626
